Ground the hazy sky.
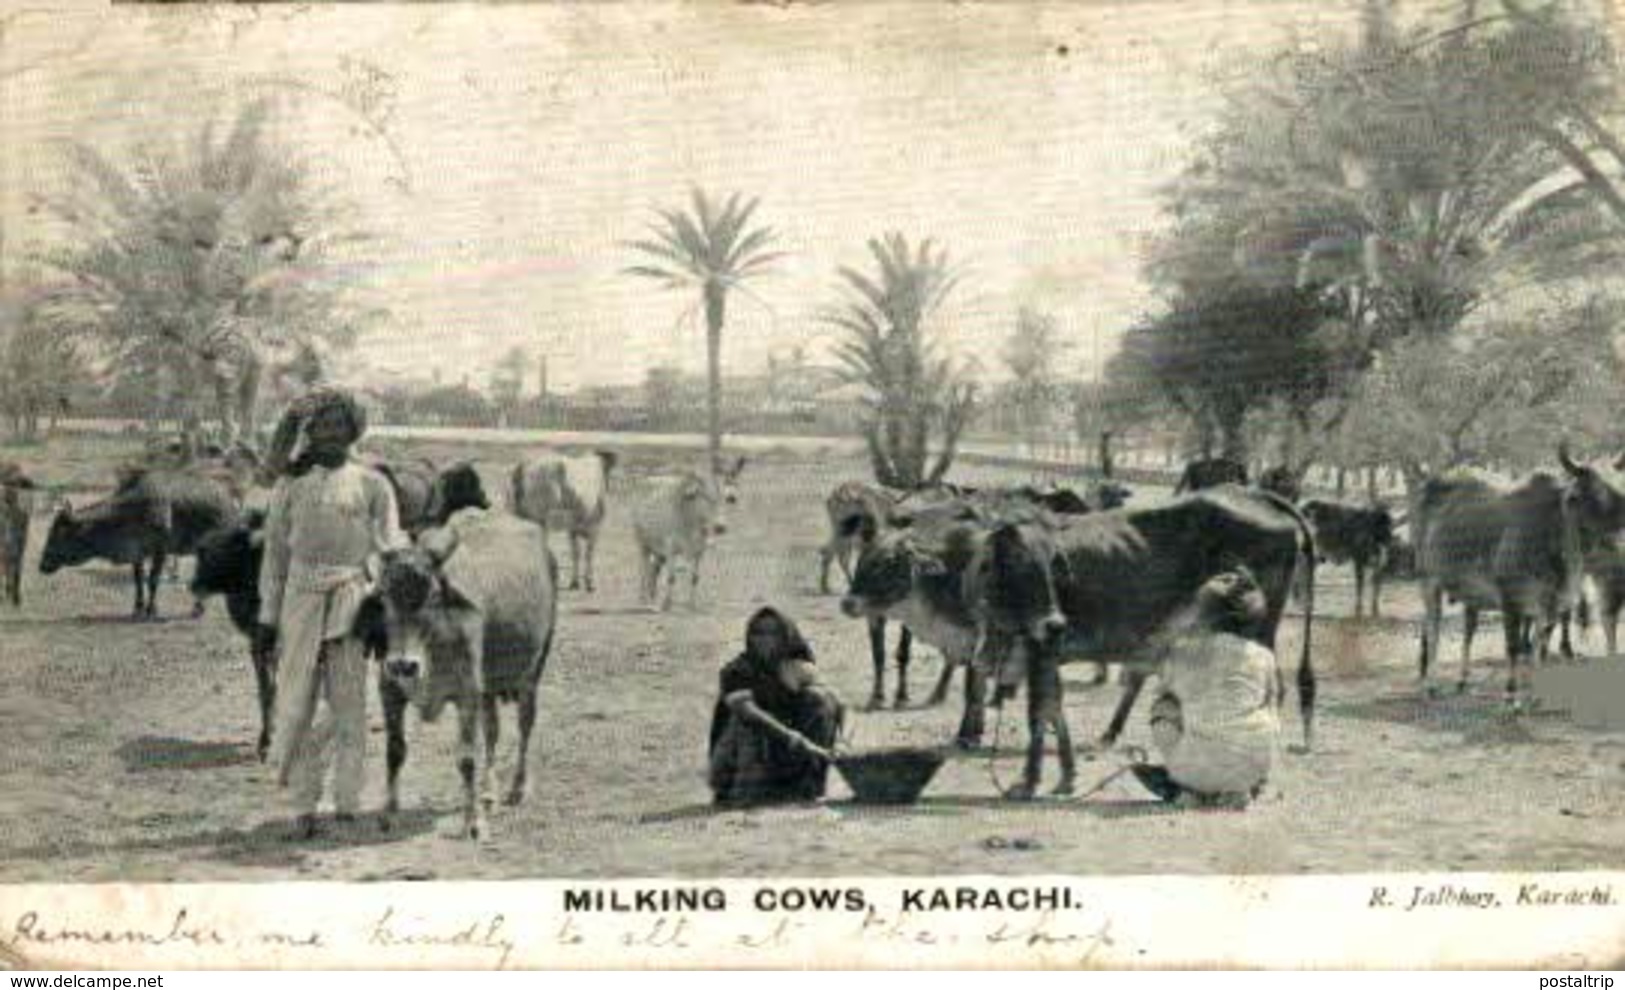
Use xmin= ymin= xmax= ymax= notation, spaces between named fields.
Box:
xmin=2 ymin=1 xmax=1377 ymax=392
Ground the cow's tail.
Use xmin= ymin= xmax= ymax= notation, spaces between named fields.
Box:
xmin=1253 ymin=488 xmax=1316 ymax=754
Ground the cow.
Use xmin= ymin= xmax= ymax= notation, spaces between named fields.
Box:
xmin=186 ymin=464 xmax=486 ymax=761
xmin=818 ymin=480 xmax=904 ymax=595
xmin=717 ymin=455 xmax=749 ymax=506
xmin=1414 ymin=447 xmax=1625 ymax=708
xmin=1557 ymin=539 xmax=1625 ymax=659
xmin=1175 ymin=455 xmax=1249 ymax=494
xmin=374 ymin=510 xmax=559 ymax=840
xmin=40 ymin=468 xmax=239 ymax=619
xmin=372 ymin=459 xmax=490 ymax=534
xmin=840 ymin=486 xmax=1098 ymax=720
xmin=510 ymin=450 xmax=618 ymax=592
xmin=1301 ymin=498 xmax=1395 ymax=617
xmin=968 ymin=486 xmax=1317 ymax=799
xmin=631 ymin=471 xmax=727 ymax=611
xmin=1258 ymin=465 xmax=1303 ymax=502
xmin=0 ymin=467 xmax=35 ymax=607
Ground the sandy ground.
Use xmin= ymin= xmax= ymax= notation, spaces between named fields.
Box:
xmin=2 ymin=439 xmax=1624 ymax=882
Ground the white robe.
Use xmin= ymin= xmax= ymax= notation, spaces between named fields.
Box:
xmin=258 ymin=462 xmax=407 ymax=789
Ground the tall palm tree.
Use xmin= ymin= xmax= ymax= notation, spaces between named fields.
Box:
xmin=823 ymin=233 xmax=976 ymax=488
xmin=625 ymin=188 xmax=783 ymax=479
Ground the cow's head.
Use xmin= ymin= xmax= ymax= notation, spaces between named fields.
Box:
xmin=38 ymin=502 xmax=88 ymax=575
xmin=672 ymin=472 xmax=727 ymax=537
xmin=1559 ymin=443 xmax=1625 ymax=536
xmin=974 ymin=522 xmax=1069 ymax=644
xmin=1093 ymin=480 xmax=1133 ymax=510
xmin=375 ymin=526 xmax=478 ymax=717
xmin=840 ymin=530 xmax=945 ymax=619
xmin=190 ymin=510 xmax=266 ymax=600
xmin=425 ymin=462 xmax=490 ymax=526
xmin=718 ymin=456 xmax=748 ymax=505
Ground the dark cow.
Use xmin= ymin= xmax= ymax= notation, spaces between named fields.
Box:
xmin=970 ymin=486 xmax=1316 ymax=799
xmin=373 ymin=459 xmax=490 ymax=534
xmin=840 ymin=487 xmax=1093 ymax=723
xmin=1174 ymin=455 xmax=1249 ymax=494
xmin=40 ymin=468 xmax=238 ymax=619
xmin=1558 ymin=539 xmax=1625 ymax=659
xmin=1258 ymin=465 xmax=1303 ymax=502
xmin=1415 ymin=448 xmax=1625 ymax=707
xmin=189 ymin=510 xmax=386 ymax=761
xmin=375 ymin=511 xmax=558 ymax=840
xmin=0 ymin=466 xmax=35 ymax=607
xmin=1302 ymin=498 xmax=1395 ymax=617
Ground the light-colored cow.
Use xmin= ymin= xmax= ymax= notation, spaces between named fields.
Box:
xmin=375 ymin=509 xmax=559 ymax=840
xmin=510 ymin=450 xmax=617 ymax=592
xmin=631 ymin=471 xmax=726 ymax=611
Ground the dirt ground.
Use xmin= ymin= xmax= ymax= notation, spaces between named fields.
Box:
xmin=3 ymin=435 xmax=1624 ymax=883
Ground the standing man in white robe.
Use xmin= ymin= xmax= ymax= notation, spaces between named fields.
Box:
xmin=258 ymin=386 xmax=408 ymax=839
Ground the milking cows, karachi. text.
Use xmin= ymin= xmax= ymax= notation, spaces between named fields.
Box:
xmin=563 ymin=886 xmax=1084 ymax=914
xmin=1367 ymin=883 xmax=1618 ymax=911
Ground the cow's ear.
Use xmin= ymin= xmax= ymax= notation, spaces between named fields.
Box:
xmin=913 ymin=551 xmax=947 ymax=578
xmin=420 ymin=526 xmax=461 ymax=567
xmin=1559 ymin=442 xmax=1584 ymax=477
xmin=1613 ymin=452 xmax=1625 ymax=473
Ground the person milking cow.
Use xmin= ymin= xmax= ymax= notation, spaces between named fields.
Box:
xmin=1128 ymin=565 xmax=1282 ymax=810
xmin=708 ymin=607 xmax=846 ymax=806
xmin=258 ymin=386 xmax=408 ymax=839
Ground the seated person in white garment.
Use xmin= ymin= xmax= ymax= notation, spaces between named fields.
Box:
xmin=1130 ymin=566 xmax=1281 ymax=810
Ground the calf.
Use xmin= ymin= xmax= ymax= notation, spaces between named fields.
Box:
xmin=1174 ymin=455 xmax=1249 ymax=494
xmin=971 ymin=486 xmax=1316 ymax=799
xmin=1301 ymin=498 xmax=1394 ymax=617
xmin=631 ymin=471 xmax=727 ymax=611
xmin=0 ymin=470 xmax=35 ymax=607
xmin=375 ymin=511 xmax=559 ymax=840
xmin=40 ymin=468 xmax=238 ymax=619
xmin=511 ymin=450 xmax=618 ymax=592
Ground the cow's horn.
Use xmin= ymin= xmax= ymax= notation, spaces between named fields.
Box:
xmin=1559 ymin=442 xmax=1582 ymax=476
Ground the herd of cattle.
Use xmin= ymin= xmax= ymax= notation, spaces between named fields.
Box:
xmin=2 ymin=437 xmax=1625 ymax=823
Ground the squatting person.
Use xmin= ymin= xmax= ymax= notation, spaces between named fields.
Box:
xmin=258 ymin=386 xmax=408 ymax=839
xmin=708 ymin=607 xmax=845 ymax=805
xmin=1131 ymin=566 xmax=1282 ymax=809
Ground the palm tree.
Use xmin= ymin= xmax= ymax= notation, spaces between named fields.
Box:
xmin=824 ymin=233 xmax=977 ymax=488
xmin=624 ymin=188 xmax=783 ymax=479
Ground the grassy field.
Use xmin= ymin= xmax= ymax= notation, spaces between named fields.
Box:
xmin=2 ymin=430 xmax=1624 ymax=882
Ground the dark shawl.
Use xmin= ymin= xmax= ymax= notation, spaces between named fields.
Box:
xmin=707 ymin=607 xmax=816 ymax=755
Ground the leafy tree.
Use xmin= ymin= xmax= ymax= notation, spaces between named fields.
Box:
xmin=0 ymin=287 xmax=87 ymax=442
xmin=1000 ymin=307 xmax=1069 ymax=444
xmin=1139 ymin=0 xmax=1625 ymax=471
xmin=624 ymin=188 xmax=783 ymax=480
xmin=38 ymin=99 xmax=372 ymax=442
xmin=824 ymin=233 xmax=978 ymax=488
xmin=1112 ymin=283 xmax=1340 ymax=461
xmin=1338 ymin=295 xmax=1625 ymax=484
